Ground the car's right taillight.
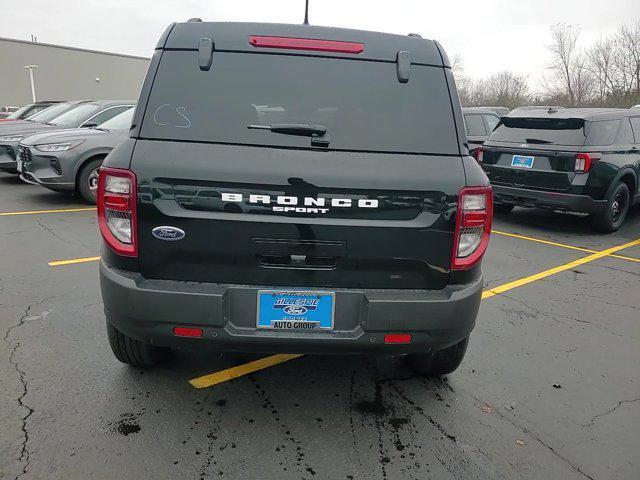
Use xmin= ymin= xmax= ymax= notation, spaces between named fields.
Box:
xmin=451 ymin=186 xmax=493 ymax=270
xmin=473 ymin=145 xmax=484 ymax=164
xmin=97 ymin=167 xmax=137 ymax=257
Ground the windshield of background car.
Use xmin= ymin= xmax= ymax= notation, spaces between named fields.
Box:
xmin=140 ymin=51 xmax=459 ymax=154
xmin=6 ymin=104 xmax=38 ymax=119
xmin=98 ymin=108 xmax=134 ymax=130
xmin=49 ymin=104 xmax=101 ymax=127
xmin=28 ymin=103 xmax=77 ymax=123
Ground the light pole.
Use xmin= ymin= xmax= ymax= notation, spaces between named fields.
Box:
xmin=24 ymin=65 xmax=39 ymax=103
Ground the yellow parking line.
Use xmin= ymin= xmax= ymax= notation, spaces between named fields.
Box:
xmin=48 ymin=256 xmax=101 ymax=267
xmin=492 ymin=229 xmax=640 ymax=263
xmin=189 ymin=354 xmax=303 ymax=389
xmin=190 ymin=236 xmax=640 ymax=389
xmin=0 ymin=207 xmax=96 ymax=216
xmin=482 ymin=237 xmax=640 ymax=299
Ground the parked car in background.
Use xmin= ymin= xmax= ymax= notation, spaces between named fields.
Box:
xmin=0 ymin=100 xmax=134 ymax=174
xmin=479 ymin=106 xmax=509 ymax=117
xmin=0 ymin=100 xmax=86 ymax=131
xmin=0 ymin=106 xmax=19 ymax=119
xmin=482 ymin=108 xmax=640 ymax=231
xmin=463 ymin=107 xmax=500 ymax=160
xmin=510 ymin=105 xmax=565 ymax=115
xmin=0 ymin=101 xmax=63 ymax=122
xmin=18 ymin=107 xmax=134 ymax=203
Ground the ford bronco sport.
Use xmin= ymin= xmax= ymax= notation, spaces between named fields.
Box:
xmin=99 ymin=21 xmax=492 ymax=376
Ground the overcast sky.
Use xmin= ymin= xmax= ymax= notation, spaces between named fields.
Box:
xmin=3 ymin=0 xmax=639 ymax=87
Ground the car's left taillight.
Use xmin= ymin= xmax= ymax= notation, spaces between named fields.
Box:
xmin=451 ymin=186 xmax=493 ymax=270
xmin=98 ymin=167 xmax=137 ymax=257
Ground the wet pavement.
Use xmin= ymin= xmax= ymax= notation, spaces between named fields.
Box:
xmin=1 ymin=171 xmax=639 ymax=480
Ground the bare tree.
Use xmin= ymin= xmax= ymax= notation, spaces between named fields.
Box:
xmin=546 ymin=23 xmax=594 ymax=106
xmin=617 ymin=21 xmax=640 ymax=95
xmin=484 ymin=71 xmax=529 ymax=109
xmin=587 ymin=38 xmax=617 ymax=102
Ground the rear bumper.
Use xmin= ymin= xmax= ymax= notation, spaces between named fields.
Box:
xmin=493 ymin=185 xmax=606 ymax=214
xmin=100 ymin=261 xmax=482 ymax=354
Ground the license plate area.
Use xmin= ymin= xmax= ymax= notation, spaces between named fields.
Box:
xmin=512 ymin=155 xmax=534 ymax=168
xmin=257 ymin=290 xmax=335 ymax=331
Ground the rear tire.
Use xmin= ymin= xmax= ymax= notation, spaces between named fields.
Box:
xmin=77 ymin=158 xmax=103 ymax=204
xmin=591 ymin=181 xmax=630 ymax=233
xmin=407 ymin=337 xmax=469 ymax=376
xmin=107 ymin=322 xmax=170 ymax=367
xmin=494 ymin=203 xmax=515 ymax=214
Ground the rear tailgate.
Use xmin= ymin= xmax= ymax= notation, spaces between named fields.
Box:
xmin=133 ymin=142 xmax=463 ymax=290
xmin=482 ymin=116 xmax=586 ymax=192
xmin=483 ymin=145 xmax=578 ymax=191
xmin=131 ymin=26 xmax=466 ymax=290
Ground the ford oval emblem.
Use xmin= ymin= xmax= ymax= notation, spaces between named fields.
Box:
xmin=152 ymin=226 xmax=185 ymax=241
xmin=283 ymin=305 xmax=308 ymax=315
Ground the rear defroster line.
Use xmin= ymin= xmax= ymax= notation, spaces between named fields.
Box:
xmin=189 ymin=237 xmax=640 ymax=388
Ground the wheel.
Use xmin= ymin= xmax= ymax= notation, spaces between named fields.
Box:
xmin=107 ymin=322 xmax=170 ymax=367
xmin=77 ymin=158 xmax=103 ymax=204
xmin=407 ymin=337 xmax=469 ymax=376
xmin=591 ymin=182 xmax=630 ymax=233
xmin=494 ymin=203 xmax=515 ymax=214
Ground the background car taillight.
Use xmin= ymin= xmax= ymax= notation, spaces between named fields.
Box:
xmin=452 ymin=186 xmax=493 ymax=270
xmin=473 ymin=146 xmax=484 ymax=164
xmin=98 ymin=167 xmax=137 ymax=257
xmin=575 ymin=153 xmax=601 ymax=173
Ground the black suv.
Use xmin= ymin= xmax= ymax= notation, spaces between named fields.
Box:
xmin=98 ymin=21 xmax=492 ymax=376
xmin=463 ymin=107 xmax=501 ymax=160
xmin=481 ymin=108 xmax=640 ymax=231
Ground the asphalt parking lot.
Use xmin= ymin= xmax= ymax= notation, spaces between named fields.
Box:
xmin=1 ymin=171 xmax=639 ymax=480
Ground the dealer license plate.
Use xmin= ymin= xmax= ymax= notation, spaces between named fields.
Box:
xmin=257 ymin=290 xmax=335 ymax=330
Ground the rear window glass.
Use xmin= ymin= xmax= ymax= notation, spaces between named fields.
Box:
xmin=585 ymin=120 xmax=620 ymax=146
xmin=490 ymin=117 xmax=621 ymax=146
xmin=490 ymin=117 xmax=587 ymax=146
xmin=484 ymin=114 xmax=499 ymax=132
xmin=141 ymin=51 xmax=459 ymax=154
xmin=464 ymin=114 xmax=486 ymax=136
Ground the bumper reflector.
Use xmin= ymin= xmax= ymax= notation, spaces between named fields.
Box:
xmin=173 ymin=327 xmax=203 ymax=338
xmin=384 ymin=334 xmax=412 ymax=344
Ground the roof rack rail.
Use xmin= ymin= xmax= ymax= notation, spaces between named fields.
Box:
xmin=188 ymin=17 xmax=203 ymax=22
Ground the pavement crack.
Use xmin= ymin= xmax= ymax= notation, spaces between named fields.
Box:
xmin=36 ymin=219 xmax=88 ymax=249
xmin=582 ymin=398 xmax=640 ymax=428
xmin=500 ymin=294 xmax=635 ymax=340
xmin=3 ymin=296 xmax=55 ymax=480
xmin=9 ymin=342 xmax=33 ymax=480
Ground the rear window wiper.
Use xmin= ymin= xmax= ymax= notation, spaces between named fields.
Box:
xmin=525 ymin=138 xmax=553 ymax=144
xmin=248 ymin=123 xmax=330 ymax=147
